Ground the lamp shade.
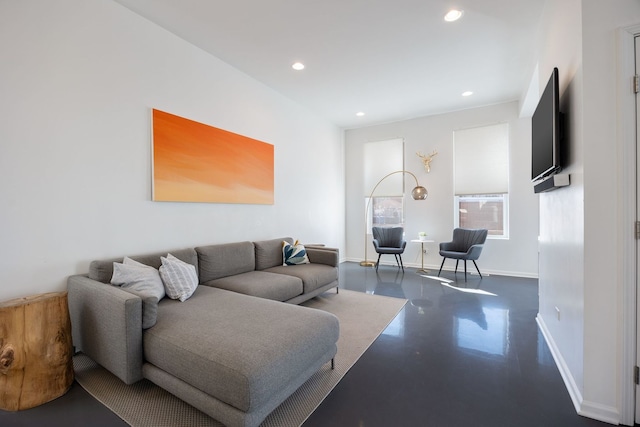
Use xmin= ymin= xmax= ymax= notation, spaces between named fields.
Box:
xmin=411 ymin=186 xmax=428 ymax=200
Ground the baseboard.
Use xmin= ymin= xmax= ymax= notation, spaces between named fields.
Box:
xmin=341 ymin=258 xmax=538 ymax=279
xmin=578 ymin=400 xmax=620 ymax=425
xmin=536 ymin=315 xmax=620 ymax=425
xmin=536 ymin=315 xmax=583 ymax=413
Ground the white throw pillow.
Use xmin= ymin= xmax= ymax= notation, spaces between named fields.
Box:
xmin=111 ymin=258 xmax=165 ymax=301
xmin=159 ymin=253 xmax=198 ymax=302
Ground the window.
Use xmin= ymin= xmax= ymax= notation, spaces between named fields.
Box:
xmin=372 ymin=196 xmax=404 ymax=226
xmin=364 ymin=138 xmax=405 ymax=232
xmin=453 ymin=123 xmax=509 ymax=238
xmin=455 ymin=194 xmax=508 ymax=237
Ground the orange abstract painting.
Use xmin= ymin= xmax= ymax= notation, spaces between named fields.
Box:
xmin=152 ymin=109 xmax=274 ymax=204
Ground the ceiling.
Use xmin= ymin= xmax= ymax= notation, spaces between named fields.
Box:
xmin=114 ymin=0 xmax=546 ymax=129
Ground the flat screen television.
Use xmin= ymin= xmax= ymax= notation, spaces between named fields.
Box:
xmin=531 ymin=67 xmax=562 ymax=182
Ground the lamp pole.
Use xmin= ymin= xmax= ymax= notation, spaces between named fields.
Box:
xmin=360 ymin=170 xmax=427 ymax=267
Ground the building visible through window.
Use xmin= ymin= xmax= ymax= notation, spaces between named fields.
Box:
xmin=372 ymin=196 xmax=404 ymax=226
xmin=458 ymin=194 xmax=507 ymax=236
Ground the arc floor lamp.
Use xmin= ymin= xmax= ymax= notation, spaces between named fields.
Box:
xmin=360 ymin=170 xmax=428 ymax=267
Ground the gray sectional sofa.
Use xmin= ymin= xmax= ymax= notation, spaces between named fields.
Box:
xmin=67 ymin=237 xmax=340 ymax=427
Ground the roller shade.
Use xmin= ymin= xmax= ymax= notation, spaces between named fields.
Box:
xmin=454 ymin=123 xmax=509 ymax=195
xmin=364 ymin=138 xmax=404 ymax=196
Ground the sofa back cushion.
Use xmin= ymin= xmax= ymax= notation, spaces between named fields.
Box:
xmin=89 ymin=248 xmax=198 ymax=283
xmin=254 ymin=237 xmax=293 ymax=270
xmin=196 ymin=241 xmax=256 ymax=283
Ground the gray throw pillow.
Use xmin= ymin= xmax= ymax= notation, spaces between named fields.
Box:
xmin=111 ymin=257 xmax=166 ymax=301
xmin=111 ymin=258 xmax=166 ymax=329
xmin=121 ymin=288 xmax=159 ymax=329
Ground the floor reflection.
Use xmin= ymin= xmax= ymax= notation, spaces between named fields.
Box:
xmin=439 ymin=291 xmax=488 ymax=329
xmin=381 ymin=310 xmax=405 ymax=338
xmin=456 ymin=307 xmax=509 ymax=356
xmin=370 ymin=268 xmax=406 ymax=298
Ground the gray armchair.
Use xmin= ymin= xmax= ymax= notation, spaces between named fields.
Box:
xmin=438 ymin=228 xmax=488 ymax=281
xmin=372 ymin=227 xmax=407 ymax=272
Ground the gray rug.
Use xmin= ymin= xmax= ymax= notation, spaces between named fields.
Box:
xmin=74 ymin=289 xmax=407 ymax=427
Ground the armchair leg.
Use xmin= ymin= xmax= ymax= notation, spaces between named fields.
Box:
xmin=464 ymin=260 xmax=467 ymax=282
xmin=454 ymin=260 xmax=459 ymax=275
xmin=375 ymin=254 xmax=382 ymax=271
xmin=438 ymin=258 xmax=446 ymax=276
xmin=472 ymin=260 xmax=483 ymax=278
xmin=398 ymin=254 xmax=404 ymax=272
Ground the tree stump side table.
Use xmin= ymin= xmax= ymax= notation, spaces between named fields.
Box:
xmin=0 ymin=291 xmax=74 ymax=411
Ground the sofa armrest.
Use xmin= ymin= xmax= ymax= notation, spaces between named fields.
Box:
xmin=306 ymin=246 xmax=339 ymax=267
xmin=67 ymin=274 xmax=144 ymax=384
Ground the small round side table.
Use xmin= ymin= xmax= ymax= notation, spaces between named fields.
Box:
xmin=410 ymin=239 xmax=434 ymax=274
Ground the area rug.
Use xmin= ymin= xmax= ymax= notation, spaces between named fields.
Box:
xmin=73 ymin=289 xmax=407 ymax=427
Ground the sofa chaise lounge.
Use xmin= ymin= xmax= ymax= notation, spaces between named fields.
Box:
xmin=68 ymin=237 xmax=340 ymax=427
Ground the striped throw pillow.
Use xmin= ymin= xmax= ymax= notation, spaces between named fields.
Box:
xmin=159 ymin=253 xmax=198 ymax=302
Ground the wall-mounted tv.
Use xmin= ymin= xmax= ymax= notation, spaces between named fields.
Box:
xmin=531 ymin=67 xmax=563 ymax=182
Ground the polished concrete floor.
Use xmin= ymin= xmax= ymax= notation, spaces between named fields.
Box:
xmin=304 ymin=262 xmax=609 ymax=426
xmin=0 ymin=262 xmax=610 ymax=426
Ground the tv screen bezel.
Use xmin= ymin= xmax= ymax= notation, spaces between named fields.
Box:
xmin=531 ymin=67 xmax=561 ymax=182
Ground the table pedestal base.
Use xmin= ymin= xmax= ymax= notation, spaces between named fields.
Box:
xmin=410 ymin=239 xmax=434 ymax=275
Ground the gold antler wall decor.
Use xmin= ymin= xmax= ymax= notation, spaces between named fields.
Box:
xmin=416 ymin=150 xmax=438 ymax=173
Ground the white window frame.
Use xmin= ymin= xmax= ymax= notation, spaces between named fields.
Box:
xmin=454 ymin=194 xmax=509 ymax=239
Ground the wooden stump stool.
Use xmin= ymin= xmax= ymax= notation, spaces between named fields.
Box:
xmin=0 ymin=292 xmax=74 ymax=411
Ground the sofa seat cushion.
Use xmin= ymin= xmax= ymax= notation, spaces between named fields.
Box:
xmin=143 ymin=286 xmax=339 ymax=413
xmin=202 ymin=271 xmax=303 ymax=301
xmin=264 ymin=264 xmax=338 ymax=294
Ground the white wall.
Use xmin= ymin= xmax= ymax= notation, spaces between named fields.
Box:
xmin=533 ymin=0 xmax=585 ymax=411
xmin=0 ymin=0 xmax=345 ymax=302
xmin=345 ymin=101 xmax=539 ymax=277
xmin=533 ymin=0 xmax=640 ymax=424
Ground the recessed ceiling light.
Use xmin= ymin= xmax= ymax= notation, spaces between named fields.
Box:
xmin=444 ymin=9 xmax=463 ymax=22
xmin=356 ymin=112 xmax=365 ymax=117
xmin=462 ymin=91 xmax=473 ymax=97
xmin=292 ymin=62 xmax=305 ymax=71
